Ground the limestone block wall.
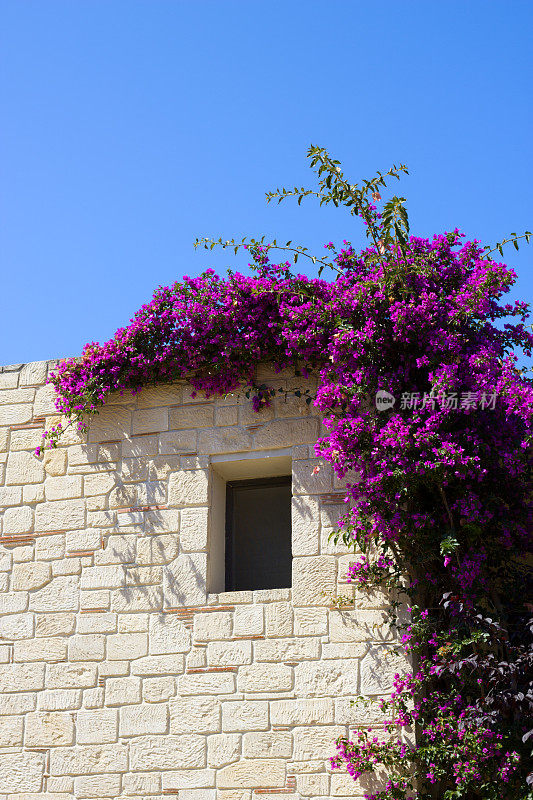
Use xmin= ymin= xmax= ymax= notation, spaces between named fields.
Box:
xmin=0 ymin=359 xmax=407 ymax=800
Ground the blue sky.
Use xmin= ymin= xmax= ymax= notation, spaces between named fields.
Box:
xmin=1 ymin=1 xmax=532 ymax=366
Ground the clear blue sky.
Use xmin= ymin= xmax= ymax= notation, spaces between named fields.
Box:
xmin=1 ymin=1 xmax=532 ymax=366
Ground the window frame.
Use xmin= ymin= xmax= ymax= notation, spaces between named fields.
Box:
xmin=224 ymin=474 xmax=292 ymax=593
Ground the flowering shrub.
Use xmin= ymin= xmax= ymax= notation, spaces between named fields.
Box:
xmin=40 ymin=147 xmax=533 ymax=798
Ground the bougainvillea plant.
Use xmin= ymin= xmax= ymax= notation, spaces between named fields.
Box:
xmin=38 ymin=146 xmax=533 ymax=799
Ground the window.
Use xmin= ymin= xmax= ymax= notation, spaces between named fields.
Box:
xmin=208 ymin=451 xmax=292 ymax=594
xmin=225 ymin=476 xmax=292 ymax=592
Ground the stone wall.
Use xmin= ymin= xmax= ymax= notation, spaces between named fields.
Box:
xmin=0 ymin=360 xmax=407 ymax=799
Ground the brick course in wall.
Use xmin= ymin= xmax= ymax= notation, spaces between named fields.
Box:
xmin=0 ymin=360 xmax=409 ymax=799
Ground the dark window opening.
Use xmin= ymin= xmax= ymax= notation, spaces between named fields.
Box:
xmin=225 ymin=476 xmax=292 ymax=592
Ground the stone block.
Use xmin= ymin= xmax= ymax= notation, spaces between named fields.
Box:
xmin=121 ymin=456 xmax=151 ymax=481
xmin=193 ymin=611 xmax=233 ymax=641
xmin=108 ymin=483 xmax=138 ymax=508
xmin=120 ymin=702 xmax=168 ymax=736
xmin=23 ymin=485 xmax=46 ymax=505
xmin=0 ymin=714 xmax=23 ymax=745
xmin=270 ymin=698 xmax=334 ymax=726
xmin=43 ymin=447 xmax=67 ymax=476
xmin=137 ymin=533 xmax=178 ymax=565
xmin=265 ymin=602 xmax=293 ymax=637
xmin=149 ymin=613 xmax=190 ymax=654
xmin=10 ymin=426 xmax=43 ymax=450
xmin=179 ymin=790 xmax=216 ymax=800
xmin=119 ymin=612 xmax=149 ymax=632
xmin=170 ymin=696 xmax=221 ymax=734
xmin=29 ymin=575 xmax=78 ymax=611
xmin=334 ymin=697 xmax=389 ymax=726
xmin=294 ymin=606 xmax=328 ymax=636
xmin=163 ymin=552 xmax=207 ymax=607
xmin=80 ymin=565 xmax=126 ymax=590
xmin=242 ymin=731 xmax=293 ymax=758
xmin=34 ymin=382 xmax=58 ymax=414
xmin=207 ymin=733 xmax=241 ymax=767
xmin=45 ymin=475 xmax=82 ymax=501
xmin=35 ymin=612 xmax=75 ymax=637
xmin=0 ymin=663 xmax=45 ymax=692
xmin=207 ymin=639 xmax=252 ymax=667
xmin=77 ymin=612 xmax=117 ymax=635
xmin=122 ymin=772 xmax=161 ymax=795
xmin=132 ymin=407 xmax=168 ymax=435
xmin=35 ymin=532 xmax=65 ymax=559
xmin=68 ymin=634 xmax=106 ymax=661
xmin=87 ymin=407 xmax=131 ymax=443
xmin=47 ymin=663 xmax=97 ymax=689
xmin=169 ymin=403 xmax=214 ymax=429
xmin=122 ymin=434 xmax=159 ymax=457
xmin=130 ymin=653 xmax=183 ymax=676
xmin=75 ymin=773 xmax=122 ymax=798
xmin=161 ymin=768 xmax=216 ymax=790
xmin=292 ymin=555 xmax=337 ymax=605
xmin=291 ymin=495 xmax=320 ymax=556
xmin=143 ymin=675 xmax=176 ymax=702
xmin=233 ymin=605 xmax=263 ymax=637
xmin=197 ymin=427 xmax=251 ymax=455
xmin=222 ymin=701 xmax=269 ymax=732
xmin=217 ymin=759 xmax=285 ymax=789
xmin=105 ymin=676 xmax=142 ymax=706
xmin=0 ymin=751 xmax=44 ymax=792
xmin=253 ymin=417 xmax=319 ymax=449
xmin=294 ymin=659 xmax=360 ymax=697
xmin=297 ymin=773 xmax=330 ymax=795
xmin=19 ymin=360 xmax=48 ymax=385
xmin=14 ymin=637 xmax=67 ymax=662
xmin=329 ymin=609 xmax=392 ymax=643
xmin=167 ymin=469 xmax=209 ymax=506
xmin=25 ymin=712 xmax=75 ymax=747
xmin=38 ymin=689 xmax=81 ymax=711
xmin=0 ymin=611 xmax=33 ymax=639
xmin=83 ymin=685 xmax=105 ymax=708
xmin=77 ymin=709 xmax=118 ymax=744
xmin=0 ymin=485 xmax=22 ymax=505
xmin=293 ymin=725 xmax=345 ymax=760
xmin=0 ymin=403 xmax=32 ymax=426
xmin=137 ymin=479 xmax=166 ymax=506
xmin=360 ymin=645 xmax=411 ymax=695
xmin=178 ymin=671 xmax=235 ymax=695
xmin=107 ymin=632 xmax=148 ymax=660
xmin=111 ymin=586 xmax=163 ymax=612
xmin=254 ymin=638 xmax=320 ymax=662
xmin=94 ymin=534 xmax=136 ymax=566
xmin=159 ymin=429 xmax=197 ymax=455
xmin=35 ymin=499 xmax=85 ymax=531
xmin=98 ymin=660 xmax=129 ymax=677
xmin=0 ymin=691 xmax=36 ymax=714
xmin=129 ymin=735 xmax=206 ymax=770
xmin=292 ymin=458 xmax=333 ymax=495
xmin=238 ymin=663 xmax=293 ymax=693
xmin=215 ymin=406 xmax=239 ymax=426
xmin=179 ymin=507 xmax=208 ymax=551
xmin=135 ymin=383 xmax=182 ymax=407
xmin=6 ymin=451 xmax=45 ymax=484
xmin=49 ymin=744 xmax=128 ymax=775
xmin=2 ymin=504 xmax=34 ymax=533
xmin=83 ymin=472 xmax=116 ymax=496
xmin=65 ymin=528 xmax=102 ymax=552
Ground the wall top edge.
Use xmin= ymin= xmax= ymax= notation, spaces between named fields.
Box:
xmin=0 ymin=357 xmax=65 ymax=373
